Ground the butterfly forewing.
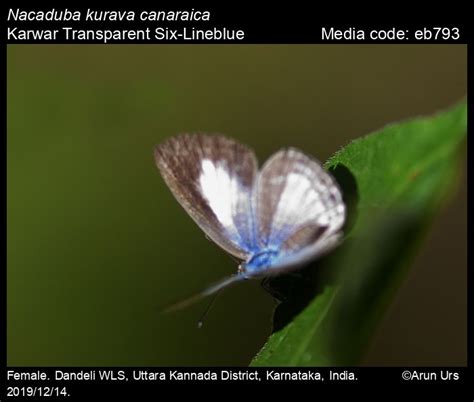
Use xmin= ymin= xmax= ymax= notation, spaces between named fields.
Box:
xmin=154 ymin=134 xmax=258 ymax=260
xmin=256 ymin=148 xmax=345 ymax=255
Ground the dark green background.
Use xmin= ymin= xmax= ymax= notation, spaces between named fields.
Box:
xmin=7 ymin=45 xmax=467 ymax=366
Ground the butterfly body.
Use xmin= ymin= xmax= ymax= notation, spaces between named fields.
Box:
xmin=241 ymin=248 xmax=280 ymax=275
xmin=155 ymin=134 xmax=346 ymax=305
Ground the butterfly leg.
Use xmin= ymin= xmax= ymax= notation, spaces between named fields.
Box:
xmin=261 ymin=269 xmax=316 ymax=301
xmin=261 ymin=276 xmax=289 ymax=302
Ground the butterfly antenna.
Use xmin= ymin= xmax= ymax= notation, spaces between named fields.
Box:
xmin=161 ymin=274 xmax=243 ymax=314
xmin=197 ymin=289 xmax=222 ymax=328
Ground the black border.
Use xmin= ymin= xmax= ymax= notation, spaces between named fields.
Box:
xmin=3 ymin=5 xmax=471 ymax=399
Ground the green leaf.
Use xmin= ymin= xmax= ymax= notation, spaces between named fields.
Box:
xmin=251 ymin=101 xmax=467 ymax=366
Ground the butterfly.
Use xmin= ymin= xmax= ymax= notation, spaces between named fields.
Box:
xmin=154 ymin=134 xmax=346 ymax=311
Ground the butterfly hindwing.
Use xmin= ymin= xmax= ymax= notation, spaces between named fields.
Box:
xmin=255 ymin=148 xmax=345 ymax=271
xmin=262 ymin=231 xmax=343 ymax=275
xmin=154 ymin=134 xmax=258 ymax=260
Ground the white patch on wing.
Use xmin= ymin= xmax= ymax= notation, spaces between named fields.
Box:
xmin=282 ymin=173 xmax=323 ymax=215
xmin=273 ymin=172 xmax=319 ymax=225
xmin=270 ymin=167 xmax=344 ymax=243
xmin=199 ymin=159 xmax=239 ymax=233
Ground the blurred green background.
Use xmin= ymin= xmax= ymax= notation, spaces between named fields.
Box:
xmin=7 ymin=45 xmax=466 ymax=366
